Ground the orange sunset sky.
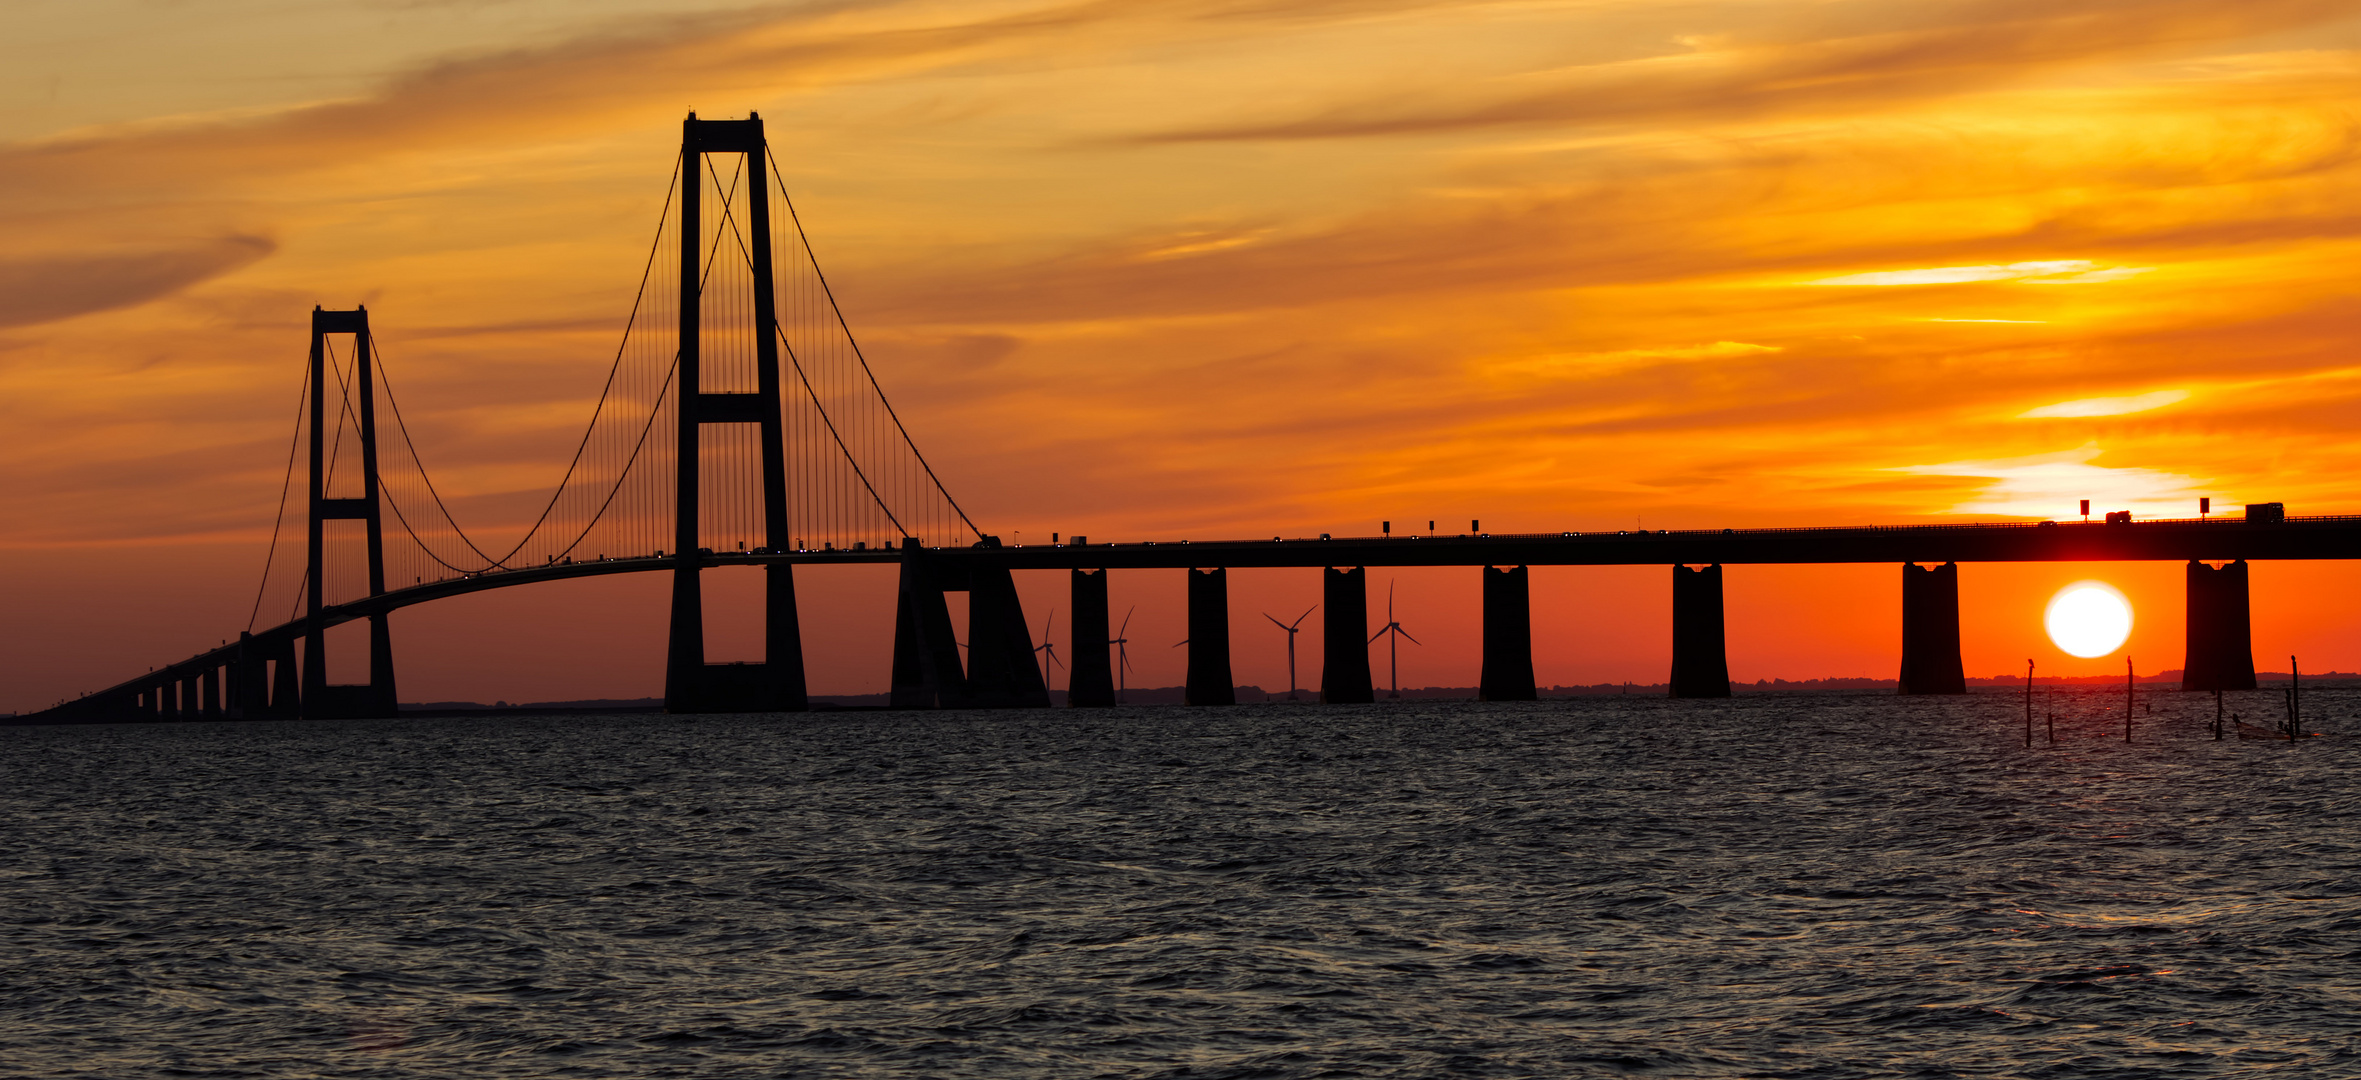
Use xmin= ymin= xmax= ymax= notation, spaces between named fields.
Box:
xmin=6 ymin=0 xmax=2361 ymax=712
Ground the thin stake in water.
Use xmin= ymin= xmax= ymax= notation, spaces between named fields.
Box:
xmin=2125 ymin=656 xmax=2134 ymax=744
xmin=2024 ymin=659 xmax=2034 ymax=748
xmin=2287 ymin=655 xmax=2302 ymax=739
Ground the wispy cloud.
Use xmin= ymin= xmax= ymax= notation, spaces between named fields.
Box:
xmin=0 ymin=237 xmax=274 ymax=330
xmin=1812 ymin=260 xmax=2149 ymax=286
xmin=1486 ymin=340 xmax=1782 ymax=380
xmin=1133 ymin=0 xmax=2358 ymax=142
xmin=1896 ymin=443 xmax=2209 ymax=517
xmin=2019 ymin=389 xmax=2190 ymax=418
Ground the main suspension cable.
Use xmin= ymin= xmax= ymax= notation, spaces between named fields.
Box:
xmin=767 ymin=145 xmax=982 ymax=541
xmin=704 ymin=155 xmax=910 ymax=540
xmin=246 ymin=349 xmax=311 ymax=632
xmin=368 ymin=158 xmax=684 ymax=572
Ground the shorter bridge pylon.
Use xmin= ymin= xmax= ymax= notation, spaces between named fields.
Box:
xmin=303 ymin=307 xmax=398 ymax=719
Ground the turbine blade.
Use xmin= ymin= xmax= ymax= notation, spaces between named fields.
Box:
xmin=1399 ymin=627 xmax=1422 ymax=646
xmin=1294 ymin=604 xmax=1317 ymax=628
xmin=1265 ymin=613 xmax=1288 ymax=630
xmin=1369 ymin=627 xmax=1387 ymax=644
xmin=1120 ymin=606 xmax=1135 ymax=635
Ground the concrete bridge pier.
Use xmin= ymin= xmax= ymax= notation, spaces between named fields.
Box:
xmin=965 ymin=562 xmax=1051 ymax=709
xmin=890 ymin=540 xmax=969 ymax=709
xmin=1480 ymin=566 xmax=1538 ymax=701
xmin=1186 ymin=568 xmax=1235 ymax=705
xmin=1067 ymin=569 xmax=1116 ymax=707
xmin=2183 ymin=559 xmax=2258 ymax=691
xmin=228 ymin=637 xmax=261 ymax=720
xmin=267 ymin=637 xmax=300 ymax=719
xmin=225 ymin=636 xmax=264 ymax=720
xmin=1898 ymin=562 xmax=1967 ymax=694
xmin=1321 ymin=567 xmax=1374 ymax=704
xmin=1670 ymin=564 xmax=1731 ymax=698
xmin=762 ymin=567 xmax=811 ymax=713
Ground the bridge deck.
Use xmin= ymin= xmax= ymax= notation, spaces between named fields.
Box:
xmin=37 ymin=514 xmax=2361 ymax=718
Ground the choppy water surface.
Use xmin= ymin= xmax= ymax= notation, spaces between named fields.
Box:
xmin=4 ymin=692 xmax=2358 ymax=1078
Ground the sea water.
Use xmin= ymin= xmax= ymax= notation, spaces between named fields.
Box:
xmin=2 ymin=692 xmax=2355 ymax=1078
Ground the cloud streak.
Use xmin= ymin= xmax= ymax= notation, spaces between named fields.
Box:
xmin=0 ymin=237 xmax=274 ymax=330
xmin=1133 ymin=0 xmax=2359 ymax=142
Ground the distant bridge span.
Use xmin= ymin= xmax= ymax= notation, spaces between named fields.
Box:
xmin=19 ymin=113 xmax=2324 ymax=723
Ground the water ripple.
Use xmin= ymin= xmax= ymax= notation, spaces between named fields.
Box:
xmin=2 ymin=693 xmax=2356 ymax=1076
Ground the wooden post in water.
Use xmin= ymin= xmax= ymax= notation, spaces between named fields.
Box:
xmin=2276 ymin=652 xmax=2294 ymax=737
xmin=2124 ymin=656 xmax=2134 ymax=744
xmin=2024 ymin=660 xmax=2034 ymax=747
xmin=2214 ymin=687 xmax=2224 ymax=740
xmin=2046 ymin=685 xmax=2055 ymax=744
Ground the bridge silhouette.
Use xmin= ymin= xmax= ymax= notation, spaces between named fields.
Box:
xmin=25 ymin=115 xmax=2360 ymax=723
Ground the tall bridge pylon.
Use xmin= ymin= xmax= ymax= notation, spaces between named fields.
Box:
xmin=667 ymin=114 xmax=806 ymax=713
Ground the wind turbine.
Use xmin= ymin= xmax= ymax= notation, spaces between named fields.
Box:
xmin=1033 ymin=608 xmax=1062 ymax=691
xmin=1264 ymin=604 xmax=1317 ymax=700
xmin=1368 ymin=580 xmax=1420 ymax=699
xmin=1110 ymin=606 xmax=1135 ymax=704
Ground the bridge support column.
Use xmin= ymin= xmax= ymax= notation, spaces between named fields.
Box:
xmin=1898 ymin=562 xmax=1966 ymax=694
xmin=1068 ymin=569 xmax=1116 ymax=707
xmin=966 ymin=560 xmax=1051 ymax=709
xmin=199 ymin=666 xmax=220 ymax=718
xmin=1321 ymin=567 xmax=1374 ymax=704
xmin=268 ymin=637 xmax=300 ymax=720
xmin=228 ymin=633 xmax=266 ymax=720
xmin=890 ymin=540 xmax=969 ymax=709
xmin=1186 ymin=568 xmax=1235 ymax=706
xmin=1480 ymin=566 xmax=1538 ymax=701
xmin=765 ymin=566 xmax=810 ymax=713
xmin=1669 ymin=564 xmax=1731 ymax=698
xmin=2183 ymin=560 xmax=2258 ymax=691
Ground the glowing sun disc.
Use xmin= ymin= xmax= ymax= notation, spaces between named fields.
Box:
xmin=2046 ymin=582 xmax=2133 ymax=658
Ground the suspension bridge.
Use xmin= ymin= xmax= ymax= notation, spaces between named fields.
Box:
xmin=23 ymin=114 xmax=2361 ymax=723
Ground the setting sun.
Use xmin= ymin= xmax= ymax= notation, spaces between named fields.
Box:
xmin=2045 ymin=582 xmax=2133 ymax=659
